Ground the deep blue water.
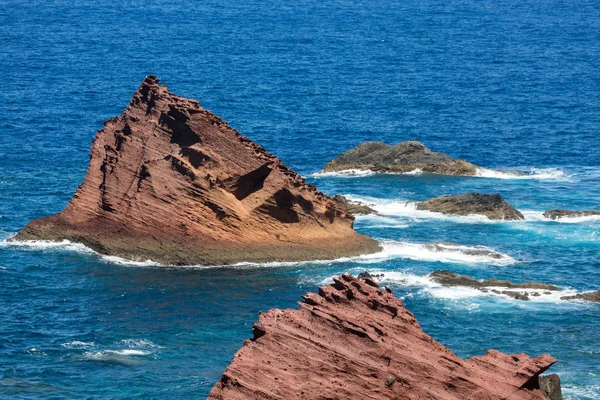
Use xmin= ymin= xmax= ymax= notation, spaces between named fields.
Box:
xmin=1 ymin=0 xmax=599 ymax=398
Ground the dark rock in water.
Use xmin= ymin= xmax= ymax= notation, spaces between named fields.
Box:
xmin=11 ymin=76 xmax=380 ymax=265
xmin=331 ymin=195 xmax=377 ymax=215
xmin=539 ymin=374 xmax=562 ymax=400
xmin=208 ymin=274 xmax=557 ymax=400
xmin=357 ymin=271 xmax=384 ymax=282
xmin=416 ymin=193 xmax=524 ymax=220
xmin=430 ymin=270 xmax=559 ymax=302
xmin=323 ymin=141 xmax=480 ymax=176
xmin=423 ymin=242 xmax=506 ymax=259
xmin=560 ymin=290 xmax=600 ymax=303
xmin=543 ymin=209 xmax=600 ymax=220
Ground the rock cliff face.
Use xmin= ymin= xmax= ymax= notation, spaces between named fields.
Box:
xmin=13 ymin=77 xmax=380 ymax=265
xmin=323 ymin=141 xmax=480 ymax=175
xmin=417 ymin=193 xmax=524 ymax=220
xmin=209 ymin=274 xmax=557 ymax=400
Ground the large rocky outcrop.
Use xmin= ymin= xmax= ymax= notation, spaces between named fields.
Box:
xmin=322 ymin=141 xmax=480 ymax=175
xmin=416 ymin=193 xmax=524 ymax=220
xmin=209 ymin=274 xmax=557 ymax=399
xmin=543 ymin=209 xmax=600 ymax=220
xmin=12 ymin=77 xmax=380 ymax=265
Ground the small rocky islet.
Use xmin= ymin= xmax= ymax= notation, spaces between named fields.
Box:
xmin=322 ymin=140 xmax=482 ymax=175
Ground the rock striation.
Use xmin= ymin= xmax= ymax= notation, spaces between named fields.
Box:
xmin=209 ymin=274 xmax=557 ymax=399
xmin=332 ymin=195 xmax=377 ymax=215
xmin=13 ymin=76 xmax=380 ymax=265
xmin=323 ymin=141 xmax=480 ymax=176
xmin=543 ymin=209 xmax=600 ymax=220
xmin=416 ymin=193 xmax=524 ymax=220
xmin=430 ymin=270 xmax=559 ymax=301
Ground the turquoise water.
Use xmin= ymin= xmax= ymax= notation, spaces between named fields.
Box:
xmin=1 ymin=0 xmax=599 ymax=398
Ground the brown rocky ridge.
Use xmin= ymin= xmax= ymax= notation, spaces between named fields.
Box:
xmin=322 ymin=141 xmax=481 ymax=175
xmin=416 ymin=193 xmax=524 ymax=220
xmin=209 ymin=274 xmax=557 ymax=399
xmin=543 ymin=209 xmax=600 ymax=220
xmin=12 ymin=76 xmax=380 ymax=265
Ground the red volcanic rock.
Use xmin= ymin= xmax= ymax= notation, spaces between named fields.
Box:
xmin=13 ymin=77 xmax=379 ymax=265
xmin=209 ymin=274 xmax=557 ymax=400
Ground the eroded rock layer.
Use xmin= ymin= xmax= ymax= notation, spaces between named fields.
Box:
xmin=14 ymin=77 xmax=380 ymax=265
xmin=322 ymin=141 xmax=480 ymax=175
xmin=209 ymin=274 xmax=556 ymax=400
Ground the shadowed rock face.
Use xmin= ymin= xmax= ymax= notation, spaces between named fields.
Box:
xmin=332 ymin=195 xmax=377 ymax=215
xmin=539 ymin=375 xmax=562 ymax=400
xmin=209 ymin=274 xmax=557 ymax=400
xmin=543 ymin=209 xmax=600 ymax=220
xmin=13 ymin=76 xmax=380 ymax=265
xmin=417 ymin=193 xmax=524 ymax=220
xmin=323 ymin=141 xmax=480 ymax=175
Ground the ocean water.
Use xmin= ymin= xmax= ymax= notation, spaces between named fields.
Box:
xmin=1 ymin=0 xmax=599 ymax=398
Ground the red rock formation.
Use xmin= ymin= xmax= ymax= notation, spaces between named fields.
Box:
xmin=209 ymin=274 xmax=556 ymax=400
xmin=14 ymin=77 xmax=379 ymax=265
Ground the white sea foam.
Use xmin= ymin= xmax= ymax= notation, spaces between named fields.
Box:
xmin=83 ymin=349 xmax=152 ymax=361
xmin=521 ymin=210 xmax=600 ymax=224
xmin=310 ymin=168 xmax=427 ymax=178
xmin=475 ymin=167 xmax=572 ymax=181
xmin=355 ymin=241 xmax=516 ymax=265
xmin=310 ymin=169 xmax=377 ymax=178
xmin=346 ymin=195 xmax=496 ymax=223
xmin=2 ymin=236 xmax=513 ymax=269
xmin=61 ymin=341 xmax=96 ymax=349
xmin=1 ymin=237 xmax=161 ymax=267
xmin=563 ymin=384 xmax=600 ymax=400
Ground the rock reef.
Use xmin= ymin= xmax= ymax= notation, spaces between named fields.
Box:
xmin=323 ymin=141 xmax=480 ymax=176
xmin=13 ymin=76 xmax=380 ymax=265
xmin=209 ymin=274 xmax=557 ymax=399
xmin=543 ymin=209 xmax=600 ymax=220
xmin=417 ymin=193 xmax=524 ymax=220
xmin=560 ymin=291 xmax=600 ymax=303
xmin=430 ymin=270 xmax=559 ymax=301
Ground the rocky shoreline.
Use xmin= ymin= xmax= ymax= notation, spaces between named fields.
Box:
xmin=417 ymin=193 xmax=524 ymax=220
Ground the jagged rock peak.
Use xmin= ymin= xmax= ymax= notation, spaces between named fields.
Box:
xmin=13 ymin=77 xmax=380 ymax=265
xmin=209 ymin=274 xmax=557 ymax=399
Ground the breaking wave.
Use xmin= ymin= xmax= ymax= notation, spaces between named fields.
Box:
xmin=2 ymin=237 xmax=513 ymax=269
xmin=475 ymin=167 xmax=572 ymax=181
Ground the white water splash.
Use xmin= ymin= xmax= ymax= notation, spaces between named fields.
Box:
xmin=475 ymin=167 xmax=573 ymax=181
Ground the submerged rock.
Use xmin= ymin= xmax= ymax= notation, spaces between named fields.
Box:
xmin=323 ymin=141 xmax=480 ymax=176
xmin=13 ymin=77 xmax=380 ymax=265
xmin=209 ymin=274 xmax=557 ymax=399
xmin=543 ymin=209 xmax=600 ymax=220
xmin=416 ymin=193 xmax=524 ymax=220
xmin=560 ymin=290 xmax=600 ymax=303
xmin=430 ymin=270 xmax=559 ymax=302
xmin=331 ymin=195 xmax=377 ymax=215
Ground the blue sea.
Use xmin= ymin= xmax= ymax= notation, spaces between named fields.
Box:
xmin=1 ymin=0 xmax=599 ymax=398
